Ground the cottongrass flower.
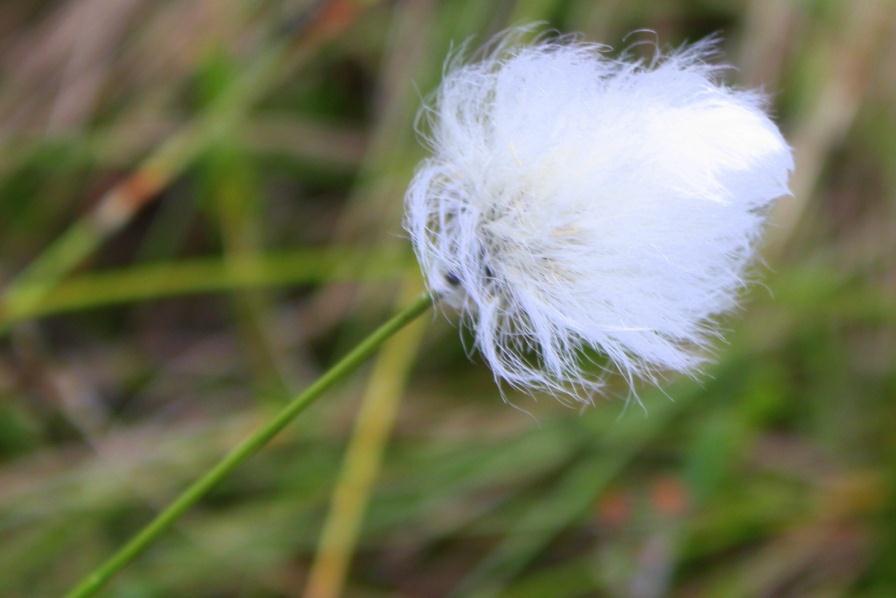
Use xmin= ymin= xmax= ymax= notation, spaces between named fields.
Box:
xmin=405 ymin=29 xmax=794 ymax=401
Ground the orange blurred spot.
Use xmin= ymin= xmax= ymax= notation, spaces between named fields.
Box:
xmin=650 ymin=475 xmax=689 ymax=517
xmin=119 ymin=167 xmax=164 ymax=210
xmin=311 ymin=0 xmax=360 ymax=41
xmin=598 ymin=489 xmax=632 ymax=527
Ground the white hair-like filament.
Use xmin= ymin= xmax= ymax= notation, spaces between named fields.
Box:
xmin=405 ymin=28 xmax=793 ymax=402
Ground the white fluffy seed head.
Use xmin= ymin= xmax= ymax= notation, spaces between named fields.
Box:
xmin=404 ymin=28 xmax=793 ymax=402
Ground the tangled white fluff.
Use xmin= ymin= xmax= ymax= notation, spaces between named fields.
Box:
xmin=405 ymin=29 xmax=793 ymax=401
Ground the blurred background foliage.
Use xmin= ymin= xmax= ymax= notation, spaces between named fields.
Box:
xmin=0 ymin=0 xmax=894 ymax=596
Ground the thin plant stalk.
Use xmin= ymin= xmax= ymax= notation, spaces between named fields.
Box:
xmin=304 ymin=278 xmax=427 ymax=598
xmin=65 ymin=292 xmax=433 ymax=598
xmin=0 ymin=249 xmax=406 ymax=326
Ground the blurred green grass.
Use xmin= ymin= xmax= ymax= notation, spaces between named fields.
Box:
xmin=1 ymin=0 xmax=895 ymax=596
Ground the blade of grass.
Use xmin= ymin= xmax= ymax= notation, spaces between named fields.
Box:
xmin=1 ymin=248 xmax=406 ymax=325
xmin=65 ymin=291 xmax=432 ymax=598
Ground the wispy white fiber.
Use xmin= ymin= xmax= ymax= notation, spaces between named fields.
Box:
xmin=405 ymin=28 xmax=793 ymax=402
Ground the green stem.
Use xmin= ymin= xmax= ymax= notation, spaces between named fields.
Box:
xmin=66 ymin=292 xmax=433 ymax=598
xmin=0 ymin=249 xmax=406 ymax=328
